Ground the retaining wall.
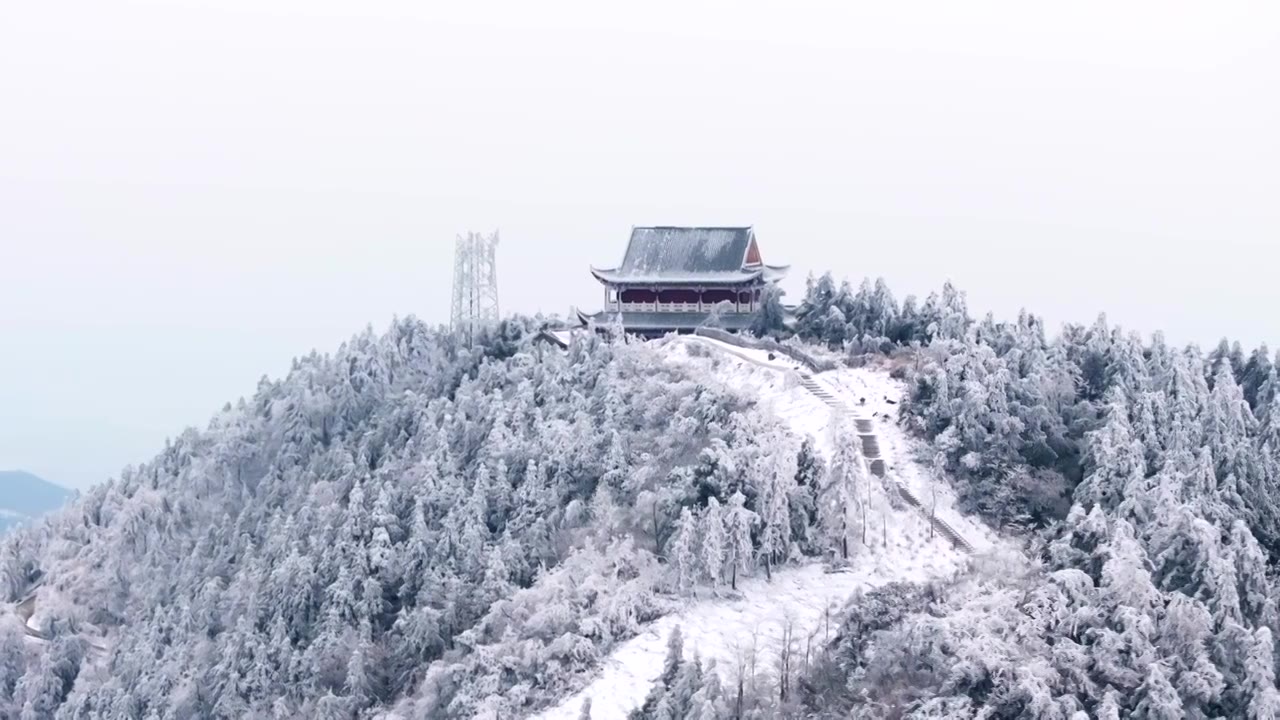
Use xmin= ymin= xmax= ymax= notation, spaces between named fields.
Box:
xmin=692 ymin=328 xmax=837 ymax=373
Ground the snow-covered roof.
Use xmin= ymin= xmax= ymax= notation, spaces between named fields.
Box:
xmin=533 ymin=329 xmax=579 ymax=349
xmin=591 ymin=226 xmax=789 ymax=285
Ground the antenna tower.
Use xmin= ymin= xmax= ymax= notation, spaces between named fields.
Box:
xmin=450 ymin=230 xmax=501 ymax=346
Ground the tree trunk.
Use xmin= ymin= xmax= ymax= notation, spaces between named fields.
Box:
xmin=930 ymin=484 xmax=938 ymax=541
xmin=652 ymin=504 xmax=662 ymax=556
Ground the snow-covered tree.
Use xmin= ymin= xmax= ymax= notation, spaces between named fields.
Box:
xmin=724 ymin=492 xmax=758 ymax=591
xmin=818 ymin=420 xmax=865 ymax=559
xmin=668 ymin=508 xmax=700 ymax=594
xmin=701 ymin=497 xmax=727 ymax=587
xmin=1132 ymin=663 xmax=1182 ymax=720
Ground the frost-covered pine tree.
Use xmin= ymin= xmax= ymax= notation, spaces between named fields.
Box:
xmin=1132 ymin=663 xmax=1182 ymax=720
xmin=670 ymin=654 xmax=704 ymax=718
xmin=788 ymin=439 xmax=821 ymax=552
xmin=724 ymin=493 xmax=758 ymax=591
xmin=1076 ymin=388 xmax=1146 ymax=514
xmin=668 ymin=507 xmax=700 ymax=594
xmin=701 ymin=497 xmax=727 ymax=587
xmin=1243 ymin=627 xmax=1280 ymax=720
xmin=663 ymin=626 xmax=685 ymax=686
xmin=819 ymin=420 xmax=865 ymax=560
xmin=754 ymin=427 xmax=798 ymax=580
xmin=691 ymin=659 xmax=726 ymax=720
xmin=750 ymin=285 xmax=788 ymax=339
xmin=1095 ymin=688 xmax=1123 ymax=720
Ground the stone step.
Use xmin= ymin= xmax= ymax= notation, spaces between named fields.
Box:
xmin=747 ymin=347 xmax=974 ymax=553
xmin=895 ymin=484 xmax=974 ymax=553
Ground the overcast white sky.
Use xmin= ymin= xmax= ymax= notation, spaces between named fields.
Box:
xmin=2 ymin=0 xmax=1277 ymax=489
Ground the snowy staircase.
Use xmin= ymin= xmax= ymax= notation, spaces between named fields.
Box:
xmin=797 ymin=372 xmax=973 ymax=554
xmin=893 ymin=484 xmax=975 ymax=553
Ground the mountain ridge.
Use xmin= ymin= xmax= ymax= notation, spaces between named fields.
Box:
xmin=0 ymin=469 xmax=74 ymax=533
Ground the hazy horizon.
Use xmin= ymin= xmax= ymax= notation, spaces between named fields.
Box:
xmin=4 ymin=0 xmax=1278 ymax=490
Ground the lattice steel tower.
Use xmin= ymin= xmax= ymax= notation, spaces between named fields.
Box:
xmin=450 ymin=231 xmax=501 ymax=346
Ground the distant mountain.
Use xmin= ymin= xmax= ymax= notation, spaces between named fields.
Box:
xmin=0 ymin=470 xmax=74 ymax=533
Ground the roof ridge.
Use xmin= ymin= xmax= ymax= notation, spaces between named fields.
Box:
xmin=634 ymin=225 xmax=753 ymax=230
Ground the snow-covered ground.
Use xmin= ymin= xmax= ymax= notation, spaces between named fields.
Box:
xmin=530 ymin=338 xmax=994 ymax=720
xmin=670 ymin=337 xmax=838 ymax=457
xmin=533 ymin=555 xmax=958 ymax=720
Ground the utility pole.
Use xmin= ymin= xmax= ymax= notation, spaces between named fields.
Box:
xmin=450 ymin=231 xmax=501 ymax=347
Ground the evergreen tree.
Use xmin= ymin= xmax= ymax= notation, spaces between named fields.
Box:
xmin=1244 ymin=628 xmax=1280 ymax=720
xmin=668 ymin=508 xmax=700 ymax=594
xmin=724 ymin=493 xmax=758 ymax=591
xmin=1132 ymin=663 xmax=1182 ymax=720
xmin=663 ymin=626 xmax=685 ymax=687
xmin=819 ymin=420 xmax=865 ymax=559
xmin=750 ymin=285 xmax=788 ymax=339
xmin=701 ymin=497 xmax=727 ymax=587
xmin=754 ymin=429 xmax=798 ymax=579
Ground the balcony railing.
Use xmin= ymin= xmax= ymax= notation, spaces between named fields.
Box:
xmin=606 ymin=301 xmax=753 ymax=314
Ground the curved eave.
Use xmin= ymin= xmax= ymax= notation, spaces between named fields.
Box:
xmin=590 ymin=267 xmax=769 ymax=285
xmin=747 ymin=263 xmax=790 ymax=283
xmin=589 ymin=266 xmax=620 ymax=284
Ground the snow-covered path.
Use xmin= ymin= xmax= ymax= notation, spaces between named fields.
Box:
xmin=15 ymin=593 xmax=45 ymax=641
xmin=7 ymin=585 xmax=109 ymax=655
xmin=533 ymin=553 xmax=958 ymax=720
xmin=530 ymin=338 xmax=989 ymax=720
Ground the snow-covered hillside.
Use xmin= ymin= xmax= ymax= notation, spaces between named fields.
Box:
xmin=5 ymin=321 xmax=811 ymax=719
xmin=532 ymin=336 xmax=995 ymax=720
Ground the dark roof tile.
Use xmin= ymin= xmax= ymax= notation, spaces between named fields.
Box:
xmin=592 ymin=226 xmax=788 ymax=284
xmin=621 ymin=227 xmax=754 ymax=275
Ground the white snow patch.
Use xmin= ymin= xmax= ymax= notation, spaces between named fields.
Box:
xmin=662 ymin=337 xmax=836 ymax=457
xmin=534 ymin=550 xmax=960 ymax=720
xmin=698 ymin=233 xmax=734 ymax=261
